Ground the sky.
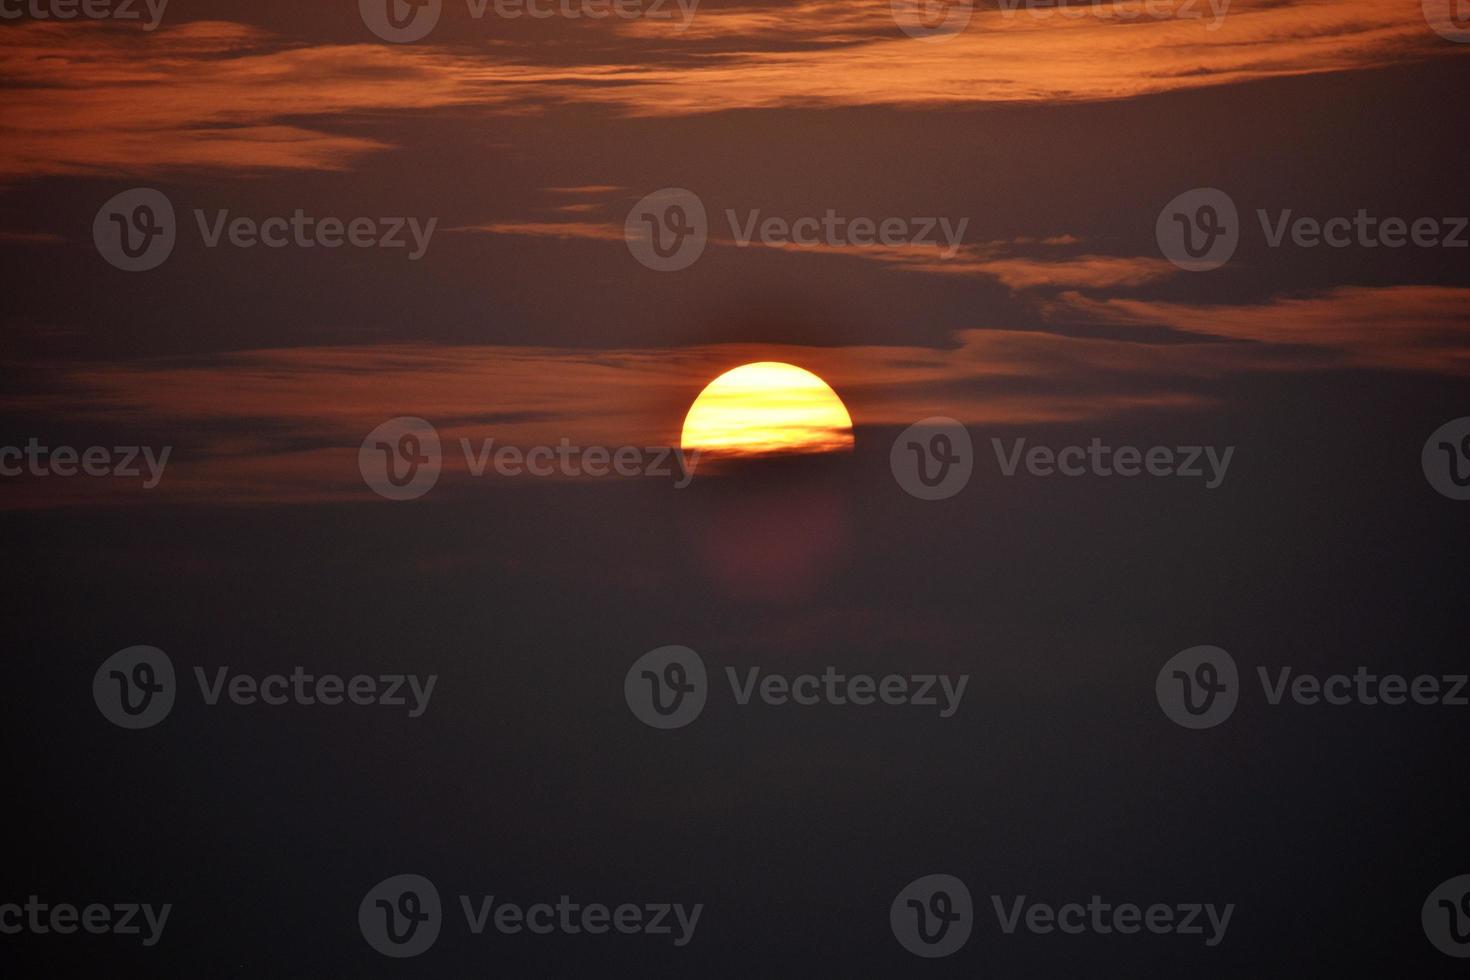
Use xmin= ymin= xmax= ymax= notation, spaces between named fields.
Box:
xmin=3 ymin=0 xmax=1469 ymax=975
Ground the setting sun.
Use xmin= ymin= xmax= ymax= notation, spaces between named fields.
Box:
xmin=680 ymin=362 xmax=854 ymax=458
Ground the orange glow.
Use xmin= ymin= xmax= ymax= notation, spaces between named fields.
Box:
xmin=680 ymin=362 xmax=854 ymax=458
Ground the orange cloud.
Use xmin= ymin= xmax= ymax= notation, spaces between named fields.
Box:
xmin=448 ymin=220 xmax=626 ymax=240
xmin=1054 ymin=285 xmax=1470 ymax=375
xmin=2 ymin=1 xmax=1459 ymax=178
xmin=550 ymin=0 xmax=1454 ymax=115
xmin=459 ymin=213 xmax=1178 ymax=289
xmin=7 ymin=282 xmax=1468 ymax=508
xmin=0 ymin=21 xmax=481 ymax=177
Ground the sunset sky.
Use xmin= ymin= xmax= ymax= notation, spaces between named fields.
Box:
xmin=2 ymin=0 xmax=1467 ymax=507
xmin=5 ymin=2 xmax=1469 ymax=975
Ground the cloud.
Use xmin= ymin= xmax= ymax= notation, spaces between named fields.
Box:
xmin=0 ymin=21 xmax=482 ymax=177
xmin=448 ymin=220 xmax=626 ymax=240
xmin=1 ymin=1 xmax=1456 ymax=178
xmin=848 ymin=248 xmax=1179 ymax=289
xmin=532 ymin=0 xmax=1453 ymax=115
xmin=459 ymin=211 xmax=1179 ymax=288
xmin=1053 ymin=285 xmax=1470 ymax=375
xmin=0 ymin=230 xmax=67 ymax=245
xmin=7 ymin=282 xmax=1468 ymax=508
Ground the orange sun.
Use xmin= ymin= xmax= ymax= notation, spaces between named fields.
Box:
xmin=680 ymin=362 xmax=854 ymax=458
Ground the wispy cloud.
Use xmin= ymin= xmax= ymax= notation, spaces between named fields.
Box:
xmin=5 ymin=282 xmax=1467 ymax=508
xmin=2 ymin=1 xmax=1456 ymax=178
xmin=1053 ymin=285 xmax=1470 ymax=375
xmin=0 ymin=21 xmax=473 ymax=177
xmin=449 ymin=220 xmax=626 ymax=240
xmin=459 ymin=212 xmax=1179 ymax=289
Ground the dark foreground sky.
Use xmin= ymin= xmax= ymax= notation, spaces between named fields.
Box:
xmin=3 ymin=0 xmax=1469 ymax=975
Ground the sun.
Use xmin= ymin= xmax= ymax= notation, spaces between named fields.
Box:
xmin=680 ymin=362 xmax=854 ymax=458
